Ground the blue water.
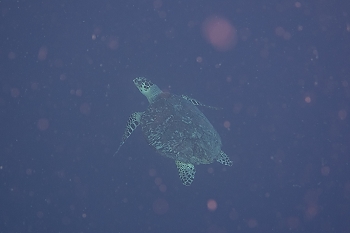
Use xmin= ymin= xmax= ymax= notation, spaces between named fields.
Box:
xmin=1 ymin=0 xmax=350 ymax=232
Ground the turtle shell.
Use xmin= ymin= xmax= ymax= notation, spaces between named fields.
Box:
xmin=140 ymin=93 xmax=222 ymax=165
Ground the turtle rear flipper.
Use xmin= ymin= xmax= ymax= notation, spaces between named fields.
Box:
xmin=216 ymin=150 xmax=233 ymax=166
xmin=175 ymin=160 xmax=196 ymax=186
xmin=114 ymin=112 xmax=143 ymax=156
xmin=114 ymin=77 xmax=232 ymax=186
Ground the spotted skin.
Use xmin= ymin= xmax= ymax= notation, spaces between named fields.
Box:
xmin=176 ymin=160 xmax=195 ymax=186
xmin=116 ymin=77 xmax=233 ymax=186
xmin=114 ymin=112 xmax=142 ymax=156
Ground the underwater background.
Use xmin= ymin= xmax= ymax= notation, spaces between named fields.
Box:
xmin=1 ymin=0 xmax=350 ymax=232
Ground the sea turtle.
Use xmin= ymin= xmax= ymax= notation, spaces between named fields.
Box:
xmin=116 ymin=77 xmax=232 ymax=186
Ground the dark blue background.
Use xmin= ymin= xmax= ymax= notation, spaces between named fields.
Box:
xmin=1 ymin=0 xmax=350 ymax=232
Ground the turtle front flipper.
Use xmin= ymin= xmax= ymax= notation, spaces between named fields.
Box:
xmin=216 ymin=150 xmax=233 ymax=166
xmin=175 ymin=160 xmax=196 ymax=186
xmin=114 ymin=112 xmax=143 ymax=156
xmin=181 ymin=95 xmax=222 ymax=110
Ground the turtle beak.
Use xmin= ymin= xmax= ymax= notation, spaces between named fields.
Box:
xmin=133 ymin=77 xmax=146 ymax=87
xmin=133 ymin=77 xmax=153 ymax=92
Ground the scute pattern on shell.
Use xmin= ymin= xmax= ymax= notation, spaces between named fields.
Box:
xmin=116 ymin=77 xmax=233 ymax=186
xmin=141 ymin=94 xmax=222 ymax=165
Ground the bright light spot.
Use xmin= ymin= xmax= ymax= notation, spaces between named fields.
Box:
xmin=304 ymin=96 xmax=311 ymax=103
xmin=196 ymin=56 xmax=203 ymax=63
xmin=207 ymin=199 xmax=217 ymax=211
xmin=202 ymin=16 xmax=237 ymax=51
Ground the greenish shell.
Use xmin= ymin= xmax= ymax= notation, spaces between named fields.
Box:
xmin=116 ymin=77 xmax=232 ymax=186
xmin=141 ymin=93 xmax=221 ymax=165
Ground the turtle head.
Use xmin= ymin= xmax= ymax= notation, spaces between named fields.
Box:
xmin=133 ymin=77 xmax=162 ymax=103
